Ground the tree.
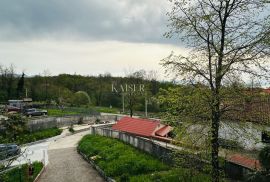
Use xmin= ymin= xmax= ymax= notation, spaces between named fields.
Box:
xmin=72 ymin=91 xmax=91 ymax=107
xmin=162 ymin=1 xmax=270 ymax=181
xmin=246 ymin=146 xmax=270 ymax=182
xmin=42 ymin=69 xmax=51 ymax=105
xmin=259 ymin=146 xmax=270 ymax=172
xmin=0 ymin=65 xmax=16 ymax=101
xmin=16 ymin=72 xmax=25 ymax=98
xmin=1 ymin=114 xmax=26 ymax=142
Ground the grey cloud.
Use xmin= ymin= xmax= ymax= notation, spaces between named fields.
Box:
xmin=0 ymin=0 xmax=175 ymax=44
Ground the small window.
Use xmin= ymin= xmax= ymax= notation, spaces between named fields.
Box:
xmin=262 ymin=131 xmax=270 ymax=143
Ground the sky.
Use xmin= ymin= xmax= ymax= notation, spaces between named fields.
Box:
xmin=0 ymin=0 xmax=187 ymax=79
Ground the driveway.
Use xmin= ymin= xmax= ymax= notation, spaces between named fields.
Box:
xmin=38 ymin=130 xmax=104 ymax=182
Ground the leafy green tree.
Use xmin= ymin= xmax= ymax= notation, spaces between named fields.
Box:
xmin=259 ymin=146 xmax=270 ymax=172
xmin=72 ymin=91 xmax=91 ymax=107
xmin=16 ymin=72 xmax=24 ymax=98
xmin=2 ymin=114 xmax=26 ymax=142
xmin=246 ymin=146 xmax=270 ymax=182
xmin=163 ymin=1 xmax=270 ymax=181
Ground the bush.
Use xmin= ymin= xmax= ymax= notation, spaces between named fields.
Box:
xmin=95 ymin=118 xmax=100 ymax=124
xmin=0 ymin=162 xmax=43 ymax=182
xmin=69 ymin=125 xmax=75 ymax=133
xmin=259 ymin=146 xmax=270 ymax=171
xmin=78 ymin=135 xmax=168 ymax=178
xmin=129 ymin=168 xmax=211 ymax=182
xmin=0 ymin=128 xmax=62 ymax=145
xmin=78 ymin=135 xmax=211 ymax=181
xmin=78 ymin=117 xmax=84 ymax=124
xmin=219 ymin=138 xmax=242 ymax=150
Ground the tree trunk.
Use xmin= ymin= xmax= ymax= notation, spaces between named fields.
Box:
xmin=211 ymin=97 xmax=220 ymax=182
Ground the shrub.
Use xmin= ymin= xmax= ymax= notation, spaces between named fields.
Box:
xmin=78 ymin=135 xmax=168 ymax=178
xmin=78 ymin=135 xmax=211 ymax=181
xmin=259 ymin=146 xmax=270 ymax=171
xmin=129 ymin=168 xmax=211 ymax=182
xmin=69 ymin=125 xmax=75 ymax=133
xmin=95 ymin=118 xmax=101 ymax=124
xmin=0 ymin=161 xmax=43 ymax=182
xmin=78 ymin=117 xmax=84 ymax=124
xmin=219 ymin=138 xmax=242 ymax=150
xmin=0 ymin=128 xmax=62 ymax=145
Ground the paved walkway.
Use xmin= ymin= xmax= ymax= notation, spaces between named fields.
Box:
xmin=38 ymin=131 xmax=104 ymax=182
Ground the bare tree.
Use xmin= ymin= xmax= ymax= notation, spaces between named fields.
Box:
xmin=162 ymin=1 xmax=270 ymax=181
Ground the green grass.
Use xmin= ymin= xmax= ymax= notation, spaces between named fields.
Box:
xmin=130 ymin=168 xmax=211 ymax=182
xmin=46 ymin=108 xmax=82 ymax=116
xmin=78 ymin=135 xmax=211 ymax=182
xmin=91 ymin=106 xmax=119 ymax=114
xmin=0 ymin=162 xmax=43 ymax=182
xmin=0 ymin=128 xmax=62 ymax=145
xmin=45 ymin=107 xmax=102 ymax=116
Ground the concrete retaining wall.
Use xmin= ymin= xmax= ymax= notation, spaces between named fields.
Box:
xmin=90 ymin=126 xmax=173 ymax=163
xmin=27 ymin=115 xmax=121 ymax=132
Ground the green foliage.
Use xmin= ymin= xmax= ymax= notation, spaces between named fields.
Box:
xmin=78 ymin=135 xmax=169 ymax=178
xmin=1 ymin=114 xmax=27 ymax=142
xmin=78 ymin=135 xmax=212 ymax=181
xmin=68 ymin=125 xmax=75 ymax=133
xmin=93 ymin=106 xmax=119 ymax=114
xmin=46 ymin=108 xmax=78 ymax=116
xmin=46 ymin=107 xmax=98 ymax=116
xmin=0 ymin=161 xmax=43 ymax=182
xmin=16 ymin=72 xmax=25 ymax=98
xmin=0 ymin=128 xmax=62 ymax=145
xmin=130 ymin=168 xmax=211 ymax=182
xmin=158 ymin=85 xmax=211 ymax=125
xmin=72 ymin=91 xmax=91 ymax=107
xmin=219 ymin=138 xmax=243 ymax=150
xmin=259 ymin=146 xmax=270 ymax=171
xmin=95 ymin=118 xmax=101 ymax=123
xmin=245 ymin=146 xmax=270 ymax=182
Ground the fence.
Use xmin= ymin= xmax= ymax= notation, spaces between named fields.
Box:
xmin=27 ymin=115 xmax=120 ymax=132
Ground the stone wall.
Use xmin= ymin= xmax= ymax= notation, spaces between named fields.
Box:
xmin=27 ymin=115 xmax=121 ymax=132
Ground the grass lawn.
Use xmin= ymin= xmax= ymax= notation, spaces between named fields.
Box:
xmin=0 ymin=128 xmax=62 ymax=145
xmin=0 ymin=161 xmax=43 ymax=182
xmin=91 ymin=106 xmax=119 ymax=114
xmin=44 ymin=107 xmax=99 ymax=117
xmin=78 ymin=135 xmax=211 ymax=182
xmin=46 ymin=108 xmax=79 ymax=116
xmin=130 ymin=168 xmax=211 ymax=182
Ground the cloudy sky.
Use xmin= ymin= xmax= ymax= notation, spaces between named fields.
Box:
xmin=0 ymin=0 xmax=186 ymax=78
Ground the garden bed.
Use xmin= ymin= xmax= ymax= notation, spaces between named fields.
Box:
xmin=78 ymin=135 xmax=211 ymax=182
xmin=0 ymin=128 xmax=62 ymax=145
xmin=0 ymin=161 xmax=43 ymax=182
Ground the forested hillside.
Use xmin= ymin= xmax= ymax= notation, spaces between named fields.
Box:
xmin=0 ymin=65 xmax=174 ymax=112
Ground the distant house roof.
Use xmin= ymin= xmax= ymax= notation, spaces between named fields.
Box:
xmin=263 ymin=88 xmax=270 ymax=94
xmin=112 ymin=117 xmax=173 ymax=141
xmin=227 ymin=154 xmax=261 ymax=170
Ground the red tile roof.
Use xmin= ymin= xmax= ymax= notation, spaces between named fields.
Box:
xmin=155 ymin=126 xmax=173 ymax=137
xmin=112 ymin=117 xmax=160 ymax=137
xmin=263 ymin=88 xmax=270 ymax=94
xmin=227 ymin=154 xmax=261 ymax=170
